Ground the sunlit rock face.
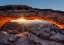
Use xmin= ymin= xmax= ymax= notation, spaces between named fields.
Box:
xmin=0 ymin=5 xmax=64 ymax=29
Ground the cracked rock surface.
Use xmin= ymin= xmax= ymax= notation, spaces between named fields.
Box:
xmin=0 ymin=22 xmax=64 ymax=45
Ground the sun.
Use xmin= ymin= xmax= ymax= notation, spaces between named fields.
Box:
xmin=11 ymin=17 xmax=26 ymax=23
xmin=17 ymin=18 xmax=26 ymax=22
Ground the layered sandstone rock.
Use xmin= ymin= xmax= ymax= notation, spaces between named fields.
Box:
xmin=0 ymin=5 xmax=64 ymax=29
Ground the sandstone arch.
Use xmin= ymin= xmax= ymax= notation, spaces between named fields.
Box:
xmin=0 ymin=5 xmax=64 ymax=29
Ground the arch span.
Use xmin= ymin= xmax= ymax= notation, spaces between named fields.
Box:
xmin=0 ymin=5 xmax=64 ymax=29
xmin=0 ymin=15 xmax=64 ymax=29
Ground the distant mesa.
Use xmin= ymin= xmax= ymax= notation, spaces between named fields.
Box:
xmin=0 ymin=5 xmax=64 ymax=29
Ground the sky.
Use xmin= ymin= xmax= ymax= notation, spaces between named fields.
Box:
xmin=0 ymin=0 xmax=64 ymax=11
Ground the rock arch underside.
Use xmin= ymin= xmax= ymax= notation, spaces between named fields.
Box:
xmin=0 ymin=5 xmax=64 ymax=29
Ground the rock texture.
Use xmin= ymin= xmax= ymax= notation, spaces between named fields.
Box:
xmin=0 ymin=5 xmax=64 ymax=29
xmin=0 ymin=22 xmax=64 ymax=45
xmin=0 ymin=28 xmax=64 ymax=45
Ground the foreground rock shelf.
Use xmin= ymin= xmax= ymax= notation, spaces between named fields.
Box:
xmin=0 ymin=27 xmax=64 ymax=45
